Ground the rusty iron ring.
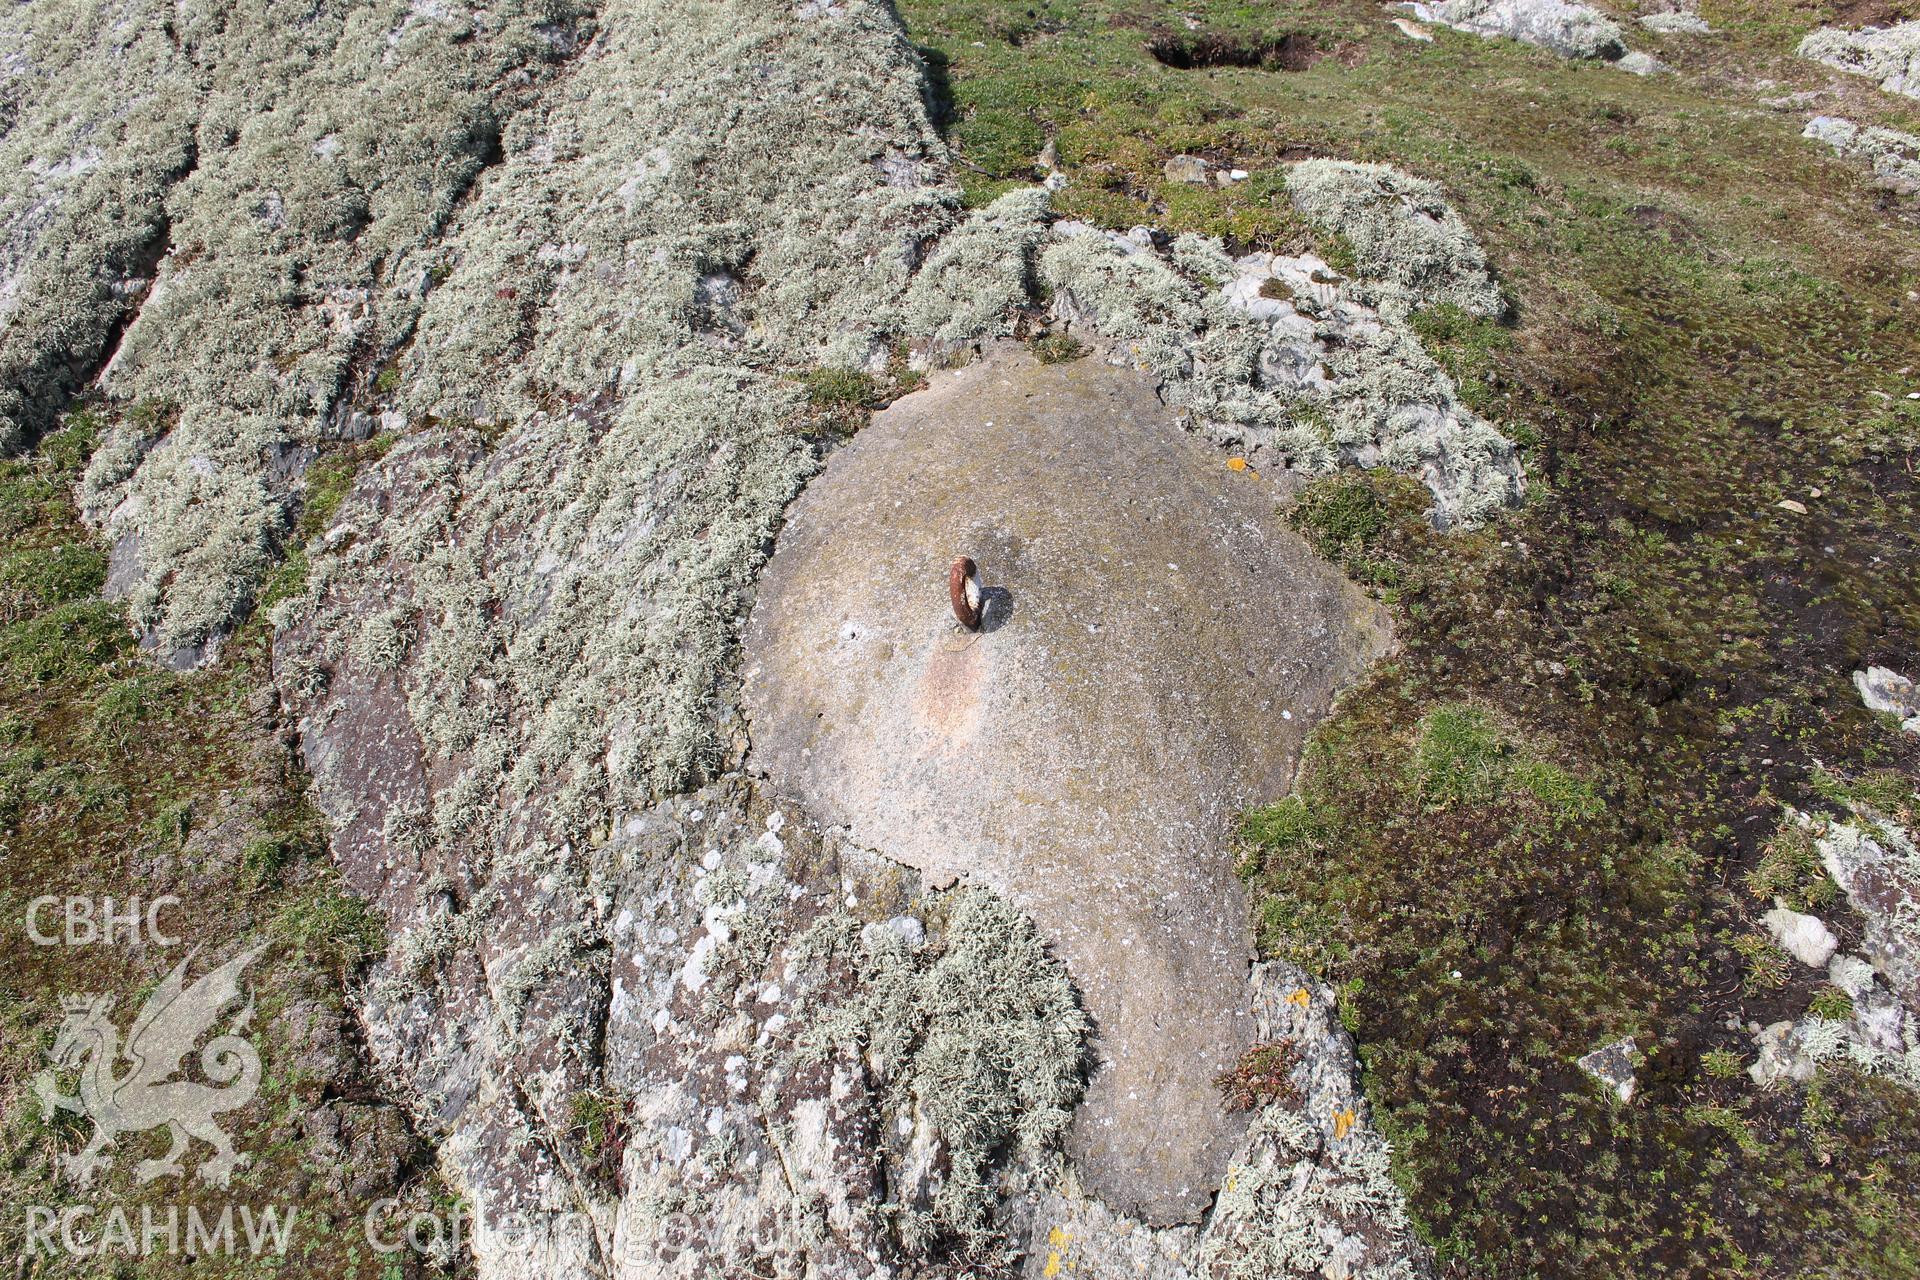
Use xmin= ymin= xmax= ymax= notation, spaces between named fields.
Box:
xmin=949 ymin=556 xmax=982 ymax=630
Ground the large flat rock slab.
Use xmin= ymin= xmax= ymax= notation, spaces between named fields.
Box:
xmin=742 ymin=343 xmax=1390 ymax=1224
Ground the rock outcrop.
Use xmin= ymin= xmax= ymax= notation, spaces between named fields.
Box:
xmin=1749 ymin=813 xmax=1920 ymax=1091
xmin=743 ymin=343 xmax=1391 ymax=1225
xmin=1799 ymin=21 xmax=1920 ymax=99
xmin=1403 ymin=0 xmax=1629 ymax=61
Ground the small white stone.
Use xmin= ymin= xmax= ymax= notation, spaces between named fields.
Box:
xmin=1577 ymin=1035 xmax=1638 ymax=1103
xmin=1764 ymin=904 xmax=1839 ymax=968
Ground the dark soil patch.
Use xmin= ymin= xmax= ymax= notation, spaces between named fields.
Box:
xmin=1828 ymin=0 xmax=1917 ymax=27
xmin=1628 ymin=203 xmax=1704 ymax=246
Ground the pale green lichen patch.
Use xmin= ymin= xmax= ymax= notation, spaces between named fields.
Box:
xmin=796 ymin=890 xmax=1089 ymax=1252
xmin=392 ymin=0 xmax=958 ymax=427
xmin=1798 ymin=21 xmax=1920 ymax=100
xmin=1284 ymin=160 xmax=1507 ymax=320
xmin=275 ymin=0 xmax=963 ymax=881
xmin=902 ymin=187 xmax=1051 ymax=348
xmin=1201 ymin=1107 xmax=1419 ymax=1280
xmin=1034 ymin=180 xmax=1525 ymax=524
xmin=3 ymin=0 xmax=597 ymax=651
xmin=1406 ymin=0 xmax=1629 ymax=61
xmin=607 ymin=800 xmax=1090 ymax=1270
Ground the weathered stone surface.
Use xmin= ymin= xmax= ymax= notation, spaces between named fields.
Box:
xmin=1748 ymin=1020 xmax=1820 ymax=1087
xmin=743 ymin=342 xmax=1391 ymax=1224
xmin=1405 ymin=0 xmax=1628 ymax=60
xmin=1819 ymin=817 xmax=1920 ymax=1012
xmin=1854 ymin=665 xmax=1920 ymax=734
xmin=1577 ymin=1036 xmax=1639 ymax=1103
xmin=1763 ymin=904 xmax=1840 ymax=969
xmin=1800 ymin=21 xmax=1920 ymax=99
xmin=1164 ymin=154 xmax=1212 ymax=185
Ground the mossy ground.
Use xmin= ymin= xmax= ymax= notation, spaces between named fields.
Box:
xmin=902 ymin=0 xmax=1920 ymax=1275
xmin=0 ymin=414 xmax=452 ymax=1277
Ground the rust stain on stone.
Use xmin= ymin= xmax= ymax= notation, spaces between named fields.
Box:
xmin=914 ymin=631 xmax=986 ymax=748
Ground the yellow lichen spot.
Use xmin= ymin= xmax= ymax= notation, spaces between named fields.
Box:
xmin=1287 ymin=986 xmax=1311 ymax=1008
xmin=1043 ymin=1224 xmax=1073 ymax=1277
xmin=1332 ymin=1106 xmax=1356 ymax=1140
xmin=1226 ymin=456 xmax=1259 ymax=476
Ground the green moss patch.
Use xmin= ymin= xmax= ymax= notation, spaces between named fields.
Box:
xmin=0 ymin=412 xmax=448 ymax=1277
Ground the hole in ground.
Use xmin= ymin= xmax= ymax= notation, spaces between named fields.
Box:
xmin=1145 ymin=31 xmax=1322 ymax=71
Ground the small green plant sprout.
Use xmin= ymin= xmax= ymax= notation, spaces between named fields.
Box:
xmin=1237 ymin=795 xmax=1319 ymax=864
xmin=1746 ymin=818 xmax=1836 ymax=910
xmin=569 ymin=1089 xmax=628 ymax=1184
xmin=801 ymin=366 xmax=879 ymax=410
xmin=1701 ymin=1048 xmax=1745 ymax=1080
xmin=1411 ymin=704 xmax=1510 ymax=808
xmin=242 ymin=834 xmax=298 ymax=888
xmin=1031 ymin=331 xmax=1087 ymax=364
xmin=1732 ymin=931 xmax=1791 ymax=994
xmin=799 ymin=366 xmax=881 ymax=435
xmin=1807 ymin=987 xmax=1854 ymax=1022
xmin=1810 ymin=765 xmax=1915 ymax=821
xmin=1215 ymin=1039 xmax=1304 ymax=1111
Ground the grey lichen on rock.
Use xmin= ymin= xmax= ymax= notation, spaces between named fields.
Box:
xmin=1639 ymin=9 xmax=1711 ymax=34
xmin=903 ymin=187 xmax=1052 ymax=350
xmin=8 ymin=0 xmax=1527 ymax=661
xmin=1284 ymin=161 xmax=1506 ymax=321
xmin=1852 ymin=663 xmax=1920 ymax=732
xmin=1817 ymin=815 xmax=1920 ymax=1015
xmin=788 ymin=888 xmax=1090 ymax=1253
xmin=275 ymin=0 xmax=960 ymax=851
xmin=600 ymin=786 xmax=1091 ymax=1273
xmin=1576 ymin=1035 xmax=1639 ymax=1103
xmin=1037 ymin=175 xmax=1526 ymax=526
xmin=1025 ymin=962 xmax=1431 ymax=1280
xmin=1799 ymin=21 xmax=1920 ymax=99
xmin=1402 ymin=0 xmax=1630 ymax=61
xmin=1740 ymin=812 xmax=1920 ymax=1092
xmin=8 ymin=0 xmax=1489 ymax=1269
xmin=260 ymin=2 xmax=967 ymax=1271
xmin=1804 ymin=117 xmax=1920 ymax=197
xmin=3 ymin=0 xmax=600 ymax=655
